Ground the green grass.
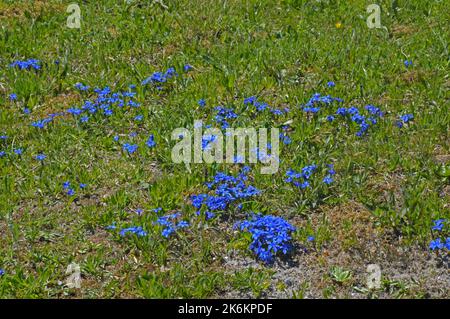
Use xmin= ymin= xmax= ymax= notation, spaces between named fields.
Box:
xmin=0 ymin=0 xmax=448 ymax=298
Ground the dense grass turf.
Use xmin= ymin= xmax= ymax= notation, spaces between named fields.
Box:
xmin=0 ymin=0 xmax=449 ymax=298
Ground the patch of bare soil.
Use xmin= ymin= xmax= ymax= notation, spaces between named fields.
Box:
xmin=221 ymin=202 xmax=449 ymax=298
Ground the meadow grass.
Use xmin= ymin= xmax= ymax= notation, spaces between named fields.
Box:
xmin=0 ymin=0 xmax=448 ymax=298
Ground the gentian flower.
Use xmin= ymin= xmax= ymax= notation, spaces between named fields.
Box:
xmin=120 ymin=226 xmax=147 ymax=237
xmin=432 ymin=219 xmax=445 ymax=232
xmin=323 ymin=175 xmax=333 ymax=185
xmin=429 ymin=238 xmax=443 ymax=250
xmin=198 ymin=99 xmax=206 ymax=107
xmin=145 ymin=134 xmax=156 ymax=148
xmin=34 ymin=153 xmax=46 ymax=161
xmin=237 ymin=214 xmax=296 ymax=264
xmin=123 ymin=143 xmax=138 ymax=154
xmin=404 ymin=60 xmax=413 ymax=67
xmin=9 ymin=59 xmax=41 ymax=70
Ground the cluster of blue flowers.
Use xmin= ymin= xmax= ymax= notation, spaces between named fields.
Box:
xmin=31 ymin=112 xmax=65 ymax=129
xmin=302 ymin=93 xmax=343 ymax=113
xmin=285 ymin=163 xmax=335 ymax=188
xmin=119 ymin=226 xmax=147 ymax=237
xmin=201 ymin=134 xmax=218 ymax=150
xmin=119 ymin=133 xmax=156 ymax=155
xmin=236 ymin=213 xmax=296 ymax=264
xmin=146 ymin=134 xmax=156 ymax=148
xmin=9 ymin=59 xmax=41 ymax=70
xmin=214 ymin=106 xmax=238 ymax=129
xmin=396 ymin=114 xmax=414 ymax=128
xmin=69 ymin=85 xmax=141 ymax=120
xmin=63 ymin=181 xmax=86 ymax=197
xmin=279 ymin=126 xmax=292 ymax=145
xmin=154 ymin=213 xmax=190 ymax=238
xmin=429 ymin=219 xmax=450 ymax=251
xmin=191 ymin=167 xmax=260 ymax=220
xmin=333 ymin=105 xmax=383 ymax=136
xmin=0 ymin=142 xmax=30 ymax=159
xmin=141 ymin=66 xmax=187 ymax=90
xmin=243 ymin=96 xmax=289 ymax=115
xmin=34 ymin=153 xmax=46 ymax=161
xmin=108 ymin=209 xmax=189 ymax=239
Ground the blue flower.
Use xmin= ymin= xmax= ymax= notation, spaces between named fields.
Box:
xmin=237 ymin=214 xmax=296 ymax=264
xmin=123 ymin=143 xmax=138 ymax=154
xmin=9 ymin=59 xmax=41 ymax=70
xmin=198 ymin=99 xmax=206 ymax=107
xmin=327 ymin=115 xmax=335 ymax=122
xmin=67 ymin=188 xmax=75 ymax=196
xmin=400 ymin=114 xmax=414 ymax=123
xmin=177 ymin=221 xmax=189 ymax=228
xmin=244 ymin=96 xmax=256 ymax=105
xmin=80 ymin=116 xmax=89 ymax=123
xmin=365 ymin=105 xmax=383 ymax=117
xmin=429 ymin=238 xmax=443 ymax=250
xmin=9 ymin=93 xmax=17 ymax=101
xmin=67 ymin=107 xmax=83 ymax=116
xmin=113 ymin=135 xmax=120 ymax=142
xmin=79 ymin=183 xmax=87 ymax=189
xmin=106 ymin=223 xmax=116 ymax=230
xmin=23 ymin=108 xmax=31 ymax=115
xmin=307 ymin=236 xmax=315 ymax=242
xmin=397 ymin=114 xmax=414 ymax=128
xmin=191 ymin=168 xmax=260 ymax=217
xmin=34 ymin=153 xmax=46 ymax=161
xmin=134 ymin=115 xmax=143 ymax=121
xmin=184 ymin=64 xmax=193 ymax=72
xmin=404 ymin=60 xmax=413 ymax=67
xmin=0 ymin=269 xmax=4 ymax=276
xmin=327 ymin=81 xmax=335 ymax=88
xmin=323 ymin=175 xmax=333 ymax=185
xmin=336 ymin=107 xmax=347 ymax=116
xmin=0 ymin=151 xmax=5 ymax=158
xmin=432 ymin=219 xmax=445 ymax=231
xmin=120 ymin=226 xmax=147 ymax=237
xmin=202 ymin=134 xmax=217 ymax=150
xmin=63 ymin=181 xmax=71 ymax=189
xmin=13 ymin=148 xmax=23 ymax=156
xmin=75 ymin=83 xmax=90 ymax=91
xmin=145 ymin=134 xmax=156 ymax=148
xmin=445 ymin=237 xmax=450 ymax=250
